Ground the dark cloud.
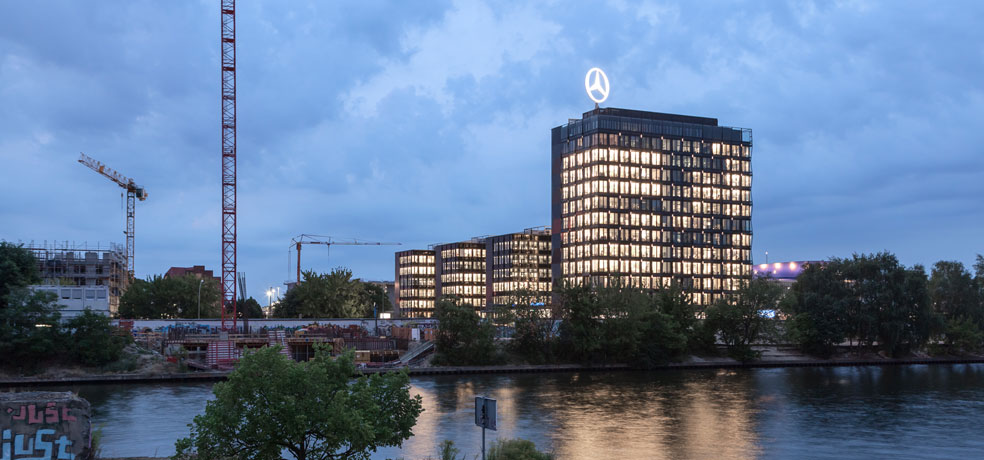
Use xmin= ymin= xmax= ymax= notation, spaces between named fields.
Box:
xmin=1 ymin=0 xmax=982 ymax=301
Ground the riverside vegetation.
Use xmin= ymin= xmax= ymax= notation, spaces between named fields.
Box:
xmin=0 ymin=242 xmax=131 ymax=372
xmin=434 ymin=252 xmax=984 ymax=365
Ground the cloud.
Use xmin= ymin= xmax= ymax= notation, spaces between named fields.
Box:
xmin=343 ymin=0 xmax=563 ymax=116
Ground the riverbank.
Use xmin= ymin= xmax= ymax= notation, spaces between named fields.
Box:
xmin=4 ymin=348 xmax=984 ymax=387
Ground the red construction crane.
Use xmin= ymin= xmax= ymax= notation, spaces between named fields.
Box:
xmin=220 ymin=0 xmax=238 ymax=330
xmin=77 ymin=153 xmax=148 ymax=281
xmin=290 ymin=234 xmax=400 ymax=284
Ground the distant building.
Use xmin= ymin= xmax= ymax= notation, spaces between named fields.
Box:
xmin=30 ymin=285 xmax=111 ymax=319
xmin=165 ymin=265 xmax=220 ymax=284
xmin=395 ymin=249 xmax=436 ymax=318
xmin=434 ymin=240 xmax=487 ymax=313
xmin=22 ymin=241 xmax=127 ymax=314
xmin=485 ymin=228 xmax=552 ymax=309
xmin=753 ymin=261 xmax=822 ymax=287
xmin=552 ymin=107 xmax=753 ymax=306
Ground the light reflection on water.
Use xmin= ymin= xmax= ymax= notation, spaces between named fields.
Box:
xmin=18 ymin=364 xmax=984 ymax=459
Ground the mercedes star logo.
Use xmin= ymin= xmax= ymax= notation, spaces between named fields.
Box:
xmin=584 ymin=67 xmax=610 ymax=104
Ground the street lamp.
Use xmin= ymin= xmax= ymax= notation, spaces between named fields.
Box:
xmin=266 ymin=288 xmax=274 ymax=311
xmin=198 ymin=279 xmax=204 ymax=319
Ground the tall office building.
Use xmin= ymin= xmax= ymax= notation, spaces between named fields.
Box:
xmin=394 ymin=249 xmax=436 ymax=318
xmin=434 ymin=240 xmax=487 ymax=312
xmin=485 ymin=228 xmax=552 ymax=308
xmin=552 ymin=107 xmax=752 ymax=305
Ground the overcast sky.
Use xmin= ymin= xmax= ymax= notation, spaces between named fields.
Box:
xmin=1 ymin=0 xmax=982 ymax=302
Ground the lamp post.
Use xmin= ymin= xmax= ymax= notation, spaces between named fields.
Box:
xmin=266 ymin=288 xmax=274 ymax=311
xmin=197 ymin=279 xmax=204 ymax=319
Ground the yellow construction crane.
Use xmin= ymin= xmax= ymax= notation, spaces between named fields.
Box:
xmin=290 ymin=234 xmax=400 ymax=284
xmin=78 ymin=153 xmax=148 ymax=279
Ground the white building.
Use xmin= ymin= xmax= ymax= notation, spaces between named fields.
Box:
xmin=30 ymin=285 xmax=111 ymax=319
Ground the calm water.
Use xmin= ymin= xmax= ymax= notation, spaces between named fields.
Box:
xmin=19 ymin=364 xmax=984 ymax=459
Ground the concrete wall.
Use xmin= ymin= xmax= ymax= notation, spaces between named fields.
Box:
xmin=1 ymin=391 xmax=91 ymax=459
xmin=116 ymin=317 xmax=437 ymax=332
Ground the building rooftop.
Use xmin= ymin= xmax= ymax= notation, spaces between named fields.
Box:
xmin=581 ymin=107 xmax=718 ymax=126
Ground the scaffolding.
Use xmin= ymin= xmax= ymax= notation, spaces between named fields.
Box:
xmin=16 ymin=240 xmax=127 ymax=314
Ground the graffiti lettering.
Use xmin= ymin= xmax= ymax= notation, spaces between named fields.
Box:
xmin=2 ymin=405 xmax=73 ymax=425
xmin=1 ymin=428 xmax=75 ymax=460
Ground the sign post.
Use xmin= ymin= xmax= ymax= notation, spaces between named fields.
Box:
xmin=475 ymin=396 xmax=497 ymax=460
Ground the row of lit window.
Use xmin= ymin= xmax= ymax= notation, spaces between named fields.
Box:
xmin=397 ymin=266 xmax=435 ymax=276
xmin=439 ymin=248 xmax=485 ymax=259
xmin=562 ymin=161 xmax=750 ymax=187
xmin=565 ymin=196 xmax=751 ymax=218
xmin=491 ymin=255 xmax=550 ymax=266
xmin=398 ymin=288 xmax=435 ymax=298
xmin=491 ymin=281 xmax=551 ymax=293
xmin=562 ymin=177 xmax=751 ymax=202
xmin=491 ymin=240 xmax=550 ymax=252
xmin=563 ymin=210 xmax=751 ymax=231
xmin=440 ymin=273 xmax=486 ymax=284
xmin=563 ymin=241 xmax=751 ymax=260
xmin=560 ymin=275 xmax=741 ymax=305
xmin=491 ymin=268 xmax=551 ymax=280
xmin=562 ymin=143 xmax=750 ymax=171
xmin=561 ymin=225 xmax=751 ymax=245
xmin=440 ymin=261 xmax=485 ymax=272
xmin=560 ymin=259 xmax=749 ymax=276
xmin=397 ymin=278 xmax=435 ymax=289
xmin=561 ymin=261 xmax=750 ymax=279
xmin=397 ymin=254 xmax=434 ymax=265
xmin=399 ymin=299 xmax=434 ymax=309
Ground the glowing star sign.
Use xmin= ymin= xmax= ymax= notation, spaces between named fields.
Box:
xmin=584 ymin=67 xmax=610 ymax=104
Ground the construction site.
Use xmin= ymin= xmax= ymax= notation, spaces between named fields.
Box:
xmin=21 ymin=240 xmax=128 ymax=314
xmin=125 ymin=321 xmax=437 ymax=370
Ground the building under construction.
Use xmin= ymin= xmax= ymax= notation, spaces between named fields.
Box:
xmin=20 ymin=240 xmax=128 ymax=314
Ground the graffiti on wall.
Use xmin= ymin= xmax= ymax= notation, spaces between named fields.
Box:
xmin=0 ymin=392 xmax=90 ymax=460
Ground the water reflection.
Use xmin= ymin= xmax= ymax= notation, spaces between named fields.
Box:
xmin=11 ymin=364 xmax=984 ymax=459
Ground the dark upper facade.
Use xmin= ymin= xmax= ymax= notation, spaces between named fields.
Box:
xmin=552 ymin=107 xmax=753 ymax=305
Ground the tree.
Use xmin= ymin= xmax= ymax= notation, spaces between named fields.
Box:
xmin=65 ymin=310 xmax=128 ymax=366
xmin=433 ymin=297 xmax=498 ymax=365
xmin=274 ymin=269 xmax=369 ymax=318
xmin=556 ymin=279 xmax=689 ymax=366
xmin=787 ymin=259 xmax=852 ymax=357
xmin=175 ymin=346 xmax=423 ymax=460
xmin=504 ymin=289 xmax=555 ymax=364
xmin=929 ymin=261 xmax=982 ymax=325
xmin=236 ymin=297 xmax=265 ymax=319
xmin=119 ymin=274 xmax=221 ymax=319
xmin=705 ymin=278 xmax=784 ymax=362
xmin=359 ymin=282 xmax=393 ymax=313
xmin=0 ymin=242 xmax=40 ymax=310
xmin=555 ymin=283 xmax=603 ymax=363
xmin=0 ymin=288 xmax=65 ymax=368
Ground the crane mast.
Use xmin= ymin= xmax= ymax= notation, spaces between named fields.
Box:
xmin=77 ymin=153 xmax=147 ymax=281
xmin=290 ymin=234 xmax=401 ymax=284
xmin=220 ymin=0 xmax=238 ymax=330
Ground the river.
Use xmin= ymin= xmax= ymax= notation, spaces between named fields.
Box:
xmin=20 ymin=363 xmax=984 ymax=459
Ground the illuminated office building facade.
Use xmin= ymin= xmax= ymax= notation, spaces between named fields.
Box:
xmin=552 ymin=107 xmax=753 ymax=305
xmin=434 ymin=241 xmax=487 ymax=311
xmin=485 ymin=228 xmax=552 ymax=308
xmin=395 ymin=249 xmax=436 ymax=318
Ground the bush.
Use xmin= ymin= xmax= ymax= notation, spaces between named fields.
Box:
xmin=487 ymin=438 xmax=553 ymax=460
xmin=433 ymin=297 xmax=499 ymax=366
xmin=66 ymin=310 xmax=128 ymax=366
